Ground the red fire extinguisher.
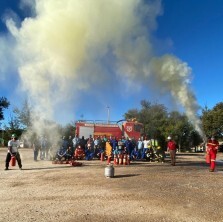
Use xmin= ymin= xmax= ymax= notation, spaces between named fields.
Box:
xmin=118 ymin=154 xmax=123 ymax=165
xmin=101 ymin=152 xmax=105 ymax=161
xmin=114 ymin=154 xmax=118 ymax=165
xmin=11 ymin=156 xmax=16 ymax=167
xmin=107 ymin=156 xmax=111 ymax=164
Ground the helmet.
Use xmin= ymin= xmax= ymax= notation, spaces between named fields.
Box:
xmin=167 ymin=136 xmax=171 ymax=140
xmin=11 ymin=134 xmax=17 ymax=138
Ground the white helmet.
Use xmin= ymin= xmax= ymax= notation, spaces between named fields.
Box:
xmin=167 ymin=136 xmax=171 ymax=140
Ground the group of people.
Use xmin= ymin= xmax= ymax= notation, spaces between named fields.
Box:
xmin=53 ymin=134 xmax=167 ymax=163
xmin=4 ymin=133 xmax=220 ymax=173
xmin=33 ymin=135 xmax=49 ymax=161
xmin=166 ymin=135 xmax=220 ymax=172
xmin=43 ymin=134 xmax=166 ymax=162
xmin=111 ymin=136 xmax=165 ymax=162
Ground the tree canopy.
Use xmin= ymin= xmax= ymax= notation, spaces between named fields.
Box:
xmin=201 ymin=102 xmax=223 ymax=138
xmin=124 ymin=100 xmax=204 ymax=150
xmin=0 ymin=97 xmax=10 ymax=121
xmin=1 ymin=97 xmax=223 ymax=150
xmin=13 ymin=99 xmax=32 ymax=129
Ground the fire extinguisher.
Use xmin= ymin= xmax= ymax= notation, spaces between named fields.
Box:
xmin=127 ymin=155 xmax=130 ymax=165
xmin=107 ymin=156 xmax=111 ymax=164
xmin=114 ymin=154 xmax=118 ymax=165
xmin=118 ymin=154 xmax=122 ymax=165
xmin=11 ymin=155 xmax=16 ymax=167
xmin=123 ymin=155 xmax=127 ymax=165
xmin=101 ymin=152 xmax=105 ymax=161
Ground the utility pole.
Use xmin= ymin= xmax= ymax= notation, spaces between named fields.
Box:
xmin=107 ymin=106 xmax=110 ymax=124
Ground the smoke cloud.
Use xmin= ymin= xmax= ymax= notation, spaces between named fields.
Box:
xmin=1 ymin=0 xmax=204 ymax=137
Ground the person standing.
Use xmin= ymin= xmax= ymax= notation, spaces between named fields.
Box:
xmin=33 ymin=134 xmax=40 ymax=161
xmin=141 ymin=136 xmax=150 ymax=159
xmin=67 ymin=135 xmax=73 ymax=151
xmin=5 ymin=134 xmax=22 ymax=170
xmin=167 ymin=136 xmax=177 ymax=166
xmin=137 ymin=137 xmax=144 ymax=159
xmin=110 ymin=136 xmax=118 ymax=153
xmin=72 ymin=134 xmax=80 ymax=151
xmin=206 ymin=136 xmax=219 ymax=172
xmin=125 ymin=137 xmax=133 ymax=159
xmin=40 ymin=135 xmax=48 ymax=160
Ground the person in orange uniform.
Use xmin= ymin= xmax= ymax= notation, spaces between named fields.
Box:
xmin=206 ymin=136 xmax=219 ymax=172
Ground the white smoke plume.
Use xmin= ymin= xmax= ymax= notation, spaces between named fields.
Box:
xmin=1 ymin=0 xmax=204 ymax=137
xmin=149 ymin=55 xmax=204 ymax=137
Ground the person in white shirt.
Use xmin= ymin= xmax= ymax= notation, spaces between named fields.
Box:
xmin=72 ymin=134 xmax=80 ymax=150
xmin=142 ymin=136 xmax=151 ymax=159
xmin=137 ymin=137 xmax=144 ymax=159
xmin=5 ymin=134 xmax=22 ymax=170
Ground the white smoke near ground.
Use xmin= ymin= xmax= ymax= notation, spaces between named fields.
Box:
xmin=2 ymin=0 xmax=204 ymax=139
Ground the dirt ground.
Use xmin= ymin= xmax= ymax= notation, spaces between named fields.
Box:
xmin=0 ymin=148 xmax=223 ymax=222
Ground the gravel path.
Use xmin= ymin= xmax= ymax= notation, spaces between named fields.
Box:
xmin=0 ymin=148 xmax=223 ymax=222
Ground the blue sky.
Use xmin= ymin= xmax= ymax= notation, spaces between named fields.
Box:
xmin=156 ymin=0 xmax=223 ymax=108
xmin=0 ymin=0 xmax=223 ymax=127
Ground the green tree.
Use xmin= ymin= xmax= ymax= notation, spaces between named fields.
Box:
xmin=124 ymin=100 xmax=168 ymax=147
xmin=0 ymin=97 xmax=10 ymax=120
xmin=4 ymin=113 xmax=23 ymax=140
xmin=201 ymin=102 xmax=223 ymax=138
xmin=61 ymin=122 xmax=76 ymax=138
xmin=124 ymin=108 xmax=140 ymax=121
xmin=124 ymin=100 xmax=202 ymax=151
xmin=13 ymin=99 xmax=32 ymax=129
xmin=165 ymin=111 xmax=193 ymax=151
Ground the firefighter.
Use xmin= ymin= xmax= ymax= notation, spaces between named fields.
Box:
xmin=206 ymin=136 xmax=219 ymax=172
xmin=74 ymin=144 xmax=85 ymax=160
xmin=5 ymin=134 xmax=22 ymax=170
xmin=167 ymin=136 xmax=177 ymax=166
